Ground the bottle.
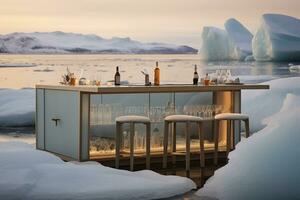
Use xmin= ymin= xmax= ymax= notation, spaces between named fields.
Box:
xmin=193 ymin=65 xmax=199 ymax=85
xmin=114 ymin=66 xmax=120 ymax=85
xmin=204 ymin=73 xmax=210 ymax=86
xmin=154 ymin=61 xmax=160 ymax=86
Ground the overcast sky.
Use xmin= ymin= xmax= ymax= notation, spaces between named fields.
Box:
xmin=0 ymin=0 xmax=299 ymax=48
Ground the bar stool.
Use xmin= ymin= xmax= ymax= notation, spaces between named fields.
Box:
xmin=163 ymin=115 xmax=205 ymax=178
xmin=214 ymin=113 xmax=250 ymax=165
xmin=115 ymin=115 xmax=151 ymax=171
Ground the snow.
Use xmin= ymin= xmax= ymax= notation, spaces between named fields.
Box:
xmin=0 ymin=89 xmax=35 ymax=127
xmin=199 ymin=18 xmax=252 ymax=61
xmin=242 ymin=77 xmax=300 ymax=132
xmin=252 ymin=14 xmax=300 ymax=61
xmin=0 ymin=32 xmax=197 ymax=54
xmin=0 ymin=141 xmax=196 ymax=200
xmin=196 ymin=78 xmax=300 ymax=200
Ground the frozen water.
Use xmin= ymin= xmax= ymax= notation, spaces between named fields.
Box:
xmin=225 ymin=18 xmax=253 ymax=60
xmin=252 ymin=14 xmax=300 ymax=61
xmin=197 ymin=91 xmax=300 ymax=200
xmin=242 ymin=77 xmax=300 ymax=132
xmin=199 ymin=19 xmax=253 ymax=61
xmin=0 ymin=141 xmax=196 ymax=200
xmin=0 ymin=89 xmax=34 ymax=127
xmin=199 ymin=26 xmax=231 ymax=61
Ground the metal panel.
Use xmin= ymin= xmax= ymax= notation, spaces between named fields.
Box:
xmin=44 ymin=90 xmax=79 ymax=159
xmin=233 ymin=91 xmax=241 ymax=145
xmin=80 ymin=93 xmax=90 ymax=161
xmin=36 ymin=88 xmax=45 ymax=150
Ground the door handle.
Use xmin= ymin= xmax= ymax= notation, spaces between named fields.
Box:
xmin=51 ymin=118 xmax=60 ymax=126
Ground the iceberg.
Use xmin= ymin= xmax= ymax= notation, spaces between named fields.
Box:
xmin=0 ymin=141 xmax=196 ymax=200
xmin=199 ymin=18 xmax=253 ymax=61
xmin=199 ymin=27 xmax=231 ymax=61
xmin=252 ymin=14 xmax=300 ymax=61
xmin=225 ymin=18 xmax=253 ymax=59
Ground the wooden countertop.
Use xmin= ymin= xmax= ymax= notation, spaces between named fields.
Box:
xmin=36 ymin=83 xmax=270 ymax=94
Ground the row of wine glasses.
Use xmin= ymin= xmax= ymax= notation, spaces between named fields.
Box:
xmin=183 ymin=105 xmax=223 ymax=119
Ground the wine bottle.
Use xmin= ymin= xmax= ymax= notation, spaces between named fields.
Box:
xmin=154 ymin=61 xmax=160 ymax=86
xmin=114 ymin=66 xmax=120 ymax=85
xmin=193 ymin=65 xmax=199 ymax=85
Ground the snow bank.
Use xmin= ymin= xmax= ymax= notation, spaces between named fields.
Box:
xmin=242 ymin=77 xmax=300 ymax=132
xmin=0 ymin=142 xmax=196 ymax=200
xmin=252 ymin=14 xmax=300 ymax=61
xmin=199 ymin=18 xmax=252 ymax=61
xmin=0 ymin=89 xmax=35 ymax=126
xmin=197 ymin=93 xmax=300 ymax=200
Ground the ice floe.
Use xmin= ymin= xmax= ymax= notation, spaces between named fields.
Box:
xmin=0 ymin=141 xmax=196 ymax=200
xmin=0 ymin=89 xmax=35 ymax=127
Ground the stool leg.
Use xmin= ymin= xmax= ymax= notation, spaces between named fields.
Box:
xmin=214 ymin=120 xmax=219 ymax=166
xmin=172 ymin=122 xmax=177 ymax=173
xmin=115 ymin=122 xmax=121 ymax=169
xmin=226 ymin=120 xmax=231 ymax=159
xmin=244 ymin=119 xmax=250 ymax=138
xmin=186 ymin=122 xmax=191 ymax=178
xmin=198 ymin=122 xmax=205 ymax=168
xmin=199 ymin=122 xmax=205 ymax=186
xmin=130 ymin=122 xmax=135 ymax=171
xmin=163 ymin=122 xmax=169 ymax=170
xmin=146 ymin=122 xmax=151 ymax=170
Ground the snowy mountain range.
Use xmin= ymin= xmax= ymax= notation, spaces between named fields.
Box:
xmin=0 ymin=32 xmax=197 ymax=54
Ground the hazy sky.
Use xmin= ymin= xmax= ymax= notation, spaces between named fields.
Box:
xmin=0 ymin=0 xmax=299 ymax=48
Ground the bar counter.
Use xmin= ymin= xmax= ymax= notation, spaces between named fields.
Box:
xmin=36 ymin=83 xmax=269 ymax=94
xmin=35 ymin=83 xmax=269 ymax=162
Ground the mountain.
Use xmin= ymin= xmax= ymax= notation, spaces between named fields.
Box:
xmin=0 ymin=31 xmax=197 ymax=54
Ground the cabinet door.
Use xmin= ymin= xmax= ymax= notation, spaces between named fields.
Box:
xmin=44 ymin=90 xmax=79 ymax=159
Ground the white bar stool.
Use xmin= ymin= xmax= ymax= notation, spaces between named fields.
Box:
xmin=163 ymin=115 xmax=205 ymax=178
xmin=214 ymin=113 xmax=250 ymax=165
xmin=115 ymin=115 xmax=151 ymax=171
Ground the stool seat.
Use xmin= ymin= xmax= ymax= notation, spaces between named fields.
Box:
xmin=116 ymin=115 xmax=150 ymax=123
xmin=165 ymin=115 xmax=203 ymax=122
xmin=215 ymin=113 xmax=248 ymax=120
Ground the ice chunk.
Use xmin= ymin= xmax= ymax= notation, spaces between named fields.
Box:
xmin=289 ymin=65 xmax=300 ymax=72
xmin=199 ymin=26 xmax=232 ymax=61
xmin=252 ymin=14 xmax=300 ymax=61
xmin=0 ymin=89 xmax=35 ymax=127
xmin=199 ymin=18 xmax=253 ymax=61
xmin=0 ymin=141 xmax=196 ymax=199
xmin=196 ymin=93 xmax=300 ymax=200
xmin=225 ymin=18 xmax=253 ymax=59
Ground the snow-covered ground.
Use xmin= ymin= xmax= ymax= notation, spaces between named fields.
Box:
xmin=196 ymin=77 xmax=300 ymax=200
xmin=0 ymin=141 xmax=196 ymax=200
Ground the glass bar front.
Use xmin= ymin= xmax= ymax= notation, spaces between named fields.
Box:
xmin=89 ymin=91 xmax=233 ymax=159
